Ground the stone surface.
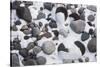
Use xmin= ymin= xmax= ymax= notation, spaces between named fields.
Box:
xmin=88 ymin=15 xmax=95 ymax=22
xmin=81 ymin=32 xmax=90 ymax=41
xmin=70 ymin=20 xmax=86 ymax=34
xmin=26 ymin=42 xmax=35 ymax=50
xmin=69 ymin=13 xmax=80 ymax=21
xmin=33 ymin=46 xmax=41 ymax=54
xmin=36 ymin=56 xmax=46 ymax=65
xmin=44 ymin=2 xmax=53 ymax=11
xmin=37 ymin=12 xmax=46 ymax=20
xmin=49 ymin=21 xmax=57 ymax=28
xmin=87 ymin=38 xmax=96 ymax=53
xmin=42 ymin=41 xmax=56 ymax=55
xmin=87 ymin=5 xmax=97 ymax=12
xmin=19 ymin=48 xmax=28 ymax=58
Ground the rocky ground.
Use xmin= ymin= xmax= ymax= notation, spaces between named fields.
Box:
xmin=10 ymin=0 xmax=97 ymax=66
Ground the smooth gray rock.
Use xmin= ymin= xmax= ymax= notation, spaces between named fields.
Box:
xmin=87 ymin=38 xmax=96 ymax=53
xmin=36 ymin=56 xmax=46 ymax=65
xmin=33 ymin=46 xmax=41 ymax=54
xmin=42 ymin=41 xmax=56 ymax=55
xmin=88 ymin=15 xmax=95 ymax=22
xmin=87 ymin=5 xmax=97 ymax=12
xmin=26 ymin=42 xmax=35 ymax=50
xmin=70 ymin=20 xmax=86 ymax=34
xmin=81 ymin=32 xmax=90 ymax=41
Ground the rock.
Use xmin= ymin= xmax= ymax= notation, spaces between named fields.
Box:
xmin=80 ymin=13 xmax=85 ymax=21
xmin=36 ymin=56 xmax=46 ymax=65
xmin=49 ymin=21 xmax=57 ymax=28
xmin=58 ymin=43 xmax=69 ymax=52
xmin=63 ymin=59 xmax=73 ymax=63
xmin=59 ymin=29 xmax=69 ymax=37
xmin=78 ymin=58 xmax=83 ymax=62
xmin=70 ymin=20 xmax=86 ymax=34
xmin=70 ymin=8 xmax=76 ymax=13
xmin=88 ymin=15 xmax=95 ymax=22
xmin=69 ymin=13 xmax=80 ymax=21
xmin=22 ymin=59 xmax=37 ymax=66
xmin=42 ymin=32 xmax=52 ymax=38
xmin=78 ymin=7 xmax=85 ymax=15
xmin=87 ymin=38 xmax=96 ymax=53
xmin=33 ymin=46 xmax=41 ymax=54
xmin=11 ymin=1 xmax=21 ymax=9
xmin=74 ymin=41 xmax=85 ymax=55
xmin=85 ymin=57 xmax=89 ymax=62
xmin=42 ymin=41 xmax=56 ymax=55
xmin=66 ymin=4 xmax=72 ymax=9
xmin=87 ymin=5 xmax=97 ymax=12
xmin=23 ymin=30 xmax=31 ymax=35
xmin=11 ymin=53 xmax=20 ymax=66
xmin=52 ymin=30 xmax=59 ymax=37
xmin=56 ymin=7 xmax=68 ymax=20
xmin=16 ymin=7 xmax=32 ymax=22
xmin=15 ymin=20 xmax=21 ymax=25
xmin=24 ymin=36 xmax=30 ymax=40
xmin=81 ymin=32 xmax=90 ymax=41
xmin=23 ymin=1 xmax=33 ymax=7
xmin=31 ymin=27 xmax=40 ymax=37
xmin=89 ymin=28 xmax=94 ymax=35
xmin=39 ymin=22 xmax=43 ymax=27
xmin=26 ymin=42 xmax=35 ymax=50
xmin=12 ymin=25 xmax=18 ymax=31
xmin=19 ymin=48 xmax=28 ymax=58
xmin=21 ymin=25 xmax=29 ymax=31
xmin=44 ymin=2 xmax=53 ymax=11
xmin=87 ymin=22 xmax=93 ymax=26
xmin=37 ymin=12 xmax=46 ymax=20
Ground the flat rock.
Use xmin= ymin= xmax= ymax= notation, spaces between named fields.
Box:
xmin=42 ymin=41 xmax=56 ymax=55
xmin=70 ymin=20 xmax=86 ymax=34
xmin=87 ymin=38 xmax=96 ymax=53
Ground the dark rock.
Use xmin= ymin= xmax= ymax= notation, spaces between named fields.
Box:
xmin=58 ymin=43 xmax=69 ymax=52
xmin=78 ymin=58 xmax=83 ymax=62
xmin=40 ymin=7 xmax=44 ymax=11
xmin=74 ymin=41 xmax=85 ymax=55
xmin=89 ymin=28 xmax=94 ymax=35
xmin=15 ymin=20 xmax=21 ymax=25
xmin=80 ymin=13 xmax=85 ymax=21
xmin=88 ymin=15 xmax=95 ymax=22
xmin=44 ymin=2 xmax=53 ymax=11
xmin=21 ymin=25 xmax=29 ymax=31
xmin=81 ymin=32 xmax=90 ymax=41
xmin=56 ymin=7 xmax=68 ymax=20
xmin=12 ymin=25 xmax=18 ymax=31
xmin=33 ymin=46 xmax=41 ymax=54
xmin=69 ymin=13 xmax=80 ymax=21
xmin=36 ymin=56 xmax=46 ymax=65
xmin=23 ymin=1 xmax=33 ymax=7
xmin=53 ymin=37 xmax=59 ymax=40
xmin=70 ymin=20 xmax=86 ymax=34
xmin=87 ymin=38 xmax=96 ymax=53
xmin=16 ymin=7 xmax=32 ymax=22
xmin=11 ymin=1 xmax=21 ymax=9
xmin=26 ymin=42 xmax=35 ymax=50
xmin=78 ymin=7 xmax=85 ymax=15
xmin=87 ymin=5 xmax=97 ymax=12
xmin=85 ymin=57 xmax=89 ymax=62
xmin=10 ymin=53 xmax=20 ymax=66
xmin=52 ymin=30 xmax=59 ymax=37
xmin=42 ymin=32 xmax=52 ymax=38
xmin=49 ymin=21 xmax=57 ymax=28
xmin=39 ymin=22 xmax=43 ymax=27
xmin=19 ymin=48 xmax=28 ymax=58
xmin=24 ymin=36 xmax=30 ymax=40
xmin=87 ymin=22 xmax=93 ymax=26
xmin=22 ymin=59 xmax=37 ymax=66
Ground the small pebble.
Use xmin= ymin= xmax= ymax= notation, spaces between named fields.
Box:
xmin=88 ymin=15 xmax=95 ymax=22
xmin=26 ymin=42 xmax=35 ymax=50
xmin=19 ymin=48 xmax=28 ymax=58
xmin=36 ymin=56 xmax=46 ymax=65
xmin=81 ymin=32 xmax=90 ymax=41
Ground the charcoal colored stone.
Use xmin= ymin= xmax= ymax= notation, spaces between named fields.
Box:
xmin=85 ymin=57 xmax=89 ymax=62
xmin=42 ymin=32 xmax=52 ymax=38
xmin=42 ymin=41 xmax=56 ymax=55
xmin=69 ymin=13 xmax=80 ymax=21
xmin=74 ymin=41 xmax=85 ymax=55
xmin=81 ymin=32 xmax=90 ymax=41
xmin=87 ymin=38 xmax=96 ymax=53
xmin=21 ymin=25 xmax=29 ymax=30
xmin=89 ymin=28 xmax=94 ymax=35
xmin=49 ymin=21 xmax=57 ymax=28
xmin=23 ymin=1 xmax=33 ymax=7
xmin=78 ymin=58 xmax=83 ymax=62
xmin=88 ymin=15 xmax=95 ymax=22
xmin=52 ymin=30 xmax=59 ymax=37
xmin=15 ymin=20 xmax=21 ymax=25
xmin=36 ymin=56 xmax=46 ymax=65
xmin=11 ymin=1 xmax=21 ymax=9
xmin=12 ymin=25 xmax=18 ymax=31
xmin=44 ymin=2 xmax=53 ymax=11
xmin=87 ymin=22 xmax=93 ymax=26
xmin=31 ymin=27 xmax=40 ymax=37
xmin=24 ymin=36 xmax=30 ymax=40
xmin=70 ymin=20 xmax=86 ymax=34
xmin=78 ymin=7 xmax=85 ymax=15
xmin=11 ymin=53 xmax=20 ymax=66
xmin=37 ymin=12 xmax=46 ymax=20
xmin=16 ymin=7 xmax=32 ymax=22
xmin=80 ymin=13 xmax=85 ymax=21
xmin=26 ymin=42 xmax=35 ymax=50
xmin=56 ymin=7 xmax=68 ymax=20
xmin=19 ymin=48 xmax=28 ymax=58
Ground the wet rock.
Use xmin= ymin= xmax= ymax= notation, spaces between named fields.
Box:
xmin=69 ymin=13 xmax=80 ymax=21
xmin=16 ymin=7 xmax=32 ymax=22
xmin=15 ymin=20 xmax=21 ymax=25
xmin=70 ymin=20 xmax=86 ymax=34
xmin=56 ymin=7 xmax=68 ymax=20
xmin=33 ymin=46 xmax=41 ymax=54
xmin=88 ymin=15 xmax=95 ymax=22
xmin=37 ymin=12 xmax=46 ymax=20
xmin=87 ymin=5 xmax=97 ymax=12
xmin=59 ymin=29 xmax=69 ymax=37
xmin=26 ymin=42 xmax=35 ymax=50
xmin=11 ymin=53 xmax=20 ymax=66
xmin=19 ymin=48 xmax=28 ymax=58
xmin=44 ymin=2 xmax=53 ymax=11
xmin=87 ymin=38 xmax=96 ymax=53
xmin=36 ymin=56 xmax=46 ymax=65
xmin=42 ymin=41 xmax=56 ymax=55
xmin=74 ymin=41 xmax=85 ymax=55
xmin=81 ymin=32 xmax=90 ymax=41
xmin=22 ymin=59 xmax=37 ymax=66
